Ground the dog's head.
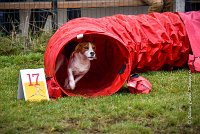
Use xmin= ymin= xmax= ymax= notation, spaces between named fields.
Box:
xmin=75 ymin=42 xmax=97 ymax=60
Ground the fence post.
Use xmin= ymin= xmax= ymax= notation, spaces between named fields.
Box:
xmin=52 ymin=0 xmax=58 ymax=31
xmin=174 ymin=0 xmax=185 ymax=12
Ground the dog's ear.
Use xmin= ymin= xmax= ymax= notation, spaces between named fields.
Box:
xmin=75 ymin=42 xmax=90 ymax=53
xmin=74 ymin=43 xmax=83 ymax=53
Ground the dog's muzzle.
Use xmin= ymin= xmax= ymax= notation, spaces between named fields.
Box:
xmin=90 ymin=52 xmax=95 ymax=57
xmin=88 ymin=52 xmax=96 ymax=60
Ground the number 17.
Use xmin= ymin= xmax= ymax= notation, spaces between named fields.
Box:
xmin=27 ymin=73 xmax=40 ymax=86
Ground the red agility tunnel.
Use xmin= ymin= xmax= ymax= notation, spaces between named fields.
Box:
xmin=44 ymin=12 xmax=199 ymax=98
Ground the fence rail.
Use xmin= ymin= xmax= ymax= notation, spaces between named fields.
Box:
xmin=0 ymin=0 xmax=199 ymax=36
xmin=0 ymin=0 xmax=145 ymax=10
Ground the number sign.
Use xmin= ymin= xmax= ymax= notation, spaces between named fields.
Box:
xmin=18 ymin=68 xmax=49 ymax=101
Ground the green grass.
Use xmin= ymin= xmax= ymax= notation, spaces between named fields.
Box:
xmin=0 ymin=33 xmax=52 ymax=55
xmin=0 ymin=53 xmax=200 ymax=134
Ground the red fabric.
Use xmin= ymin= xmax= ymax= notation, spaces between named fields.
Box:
xmin=127 ymin=74 xmax=152 ymax=94
xmin=44 ymin=12 xmax=191 ymax=98
xmin=46 ymin=77 xmax=62 ymax=99
xmin=45 ymin=33 xmax=131 ymax=97
xmin=188 ymin=55 xmax=200 ymax=72
xmin=178 ymin=11 xmax=200 ymax=72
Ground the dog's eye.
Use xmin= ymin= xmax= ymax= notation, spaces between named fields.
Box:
xmin=84 ymin=46 xmax=89 ymax=50
xmin=92 ymin=46 xmax=96 ymax=50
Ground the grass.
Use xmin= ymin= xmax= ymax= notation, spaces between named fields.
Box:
xmin=0 ymin=33 xmax=52 ymax=55
xmin=0 ymin=53 xmax=199 ymax=134
xmin=0 ymin=43 xmax=200 ymax=133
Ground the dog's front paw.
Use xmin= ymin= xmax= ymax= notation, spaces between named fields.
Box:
xmin=63 ymin=78 xmax=76 ymax=90
xmin=64 ymin=84 xmax=70 ymax=90
xmin=64 ymin=79 xmax=69 ymax=89
xmin=69 ymin=80 xmax=76 ymax=90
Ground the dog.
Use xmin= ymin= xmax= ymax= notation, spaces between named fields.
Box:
xmin=56 ymin=42 xmax=96 ymax=90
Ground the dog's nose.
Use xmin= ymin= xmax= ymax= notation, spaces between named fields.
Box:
xmin=90 ymin=52 xmax=95 ymax=56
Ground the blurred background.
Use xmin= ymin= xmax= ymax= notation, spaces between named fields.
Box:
xmin=0 ymin=0 xmax=199 ymax=36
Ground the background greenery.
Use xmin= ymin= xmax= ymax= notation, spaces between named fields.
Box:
xmin=0 ymin=34 xmax=199 ymax=133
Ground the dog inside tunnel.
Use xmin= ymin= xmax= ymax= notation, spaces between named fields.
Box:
xmin=54 ymin=34 xmax=131 ymax=96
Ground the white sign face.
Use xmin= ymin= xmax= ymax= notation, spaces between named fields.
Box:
xmin=18 ymin=68 xmax=49 ymax=101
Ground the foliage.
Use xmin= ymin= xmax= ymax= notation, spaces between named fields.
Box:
xmin=0 ymin=33 xmax=52 ymax=55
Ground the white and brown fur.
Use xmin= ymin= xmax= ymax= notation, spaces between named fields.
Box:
xmin=56 ymin=42 xmax=96 ymax=90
